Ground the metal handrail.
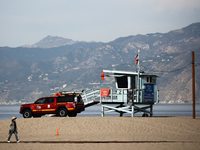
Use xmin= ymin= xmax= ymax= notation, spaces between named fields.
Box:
xmin=82 ymin=89 xmax=100 ymax=105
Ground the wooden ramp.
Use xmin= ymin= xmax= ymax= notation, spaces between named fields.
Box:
xmin=82 ymin=89 xmax=100 ymax=107
xmin=84 ymin=100 xmax=100 ymax=108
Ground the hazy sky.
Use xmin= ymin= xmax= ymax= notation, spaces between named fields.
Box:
xmin=0 ymin=0 xmax=200 ymax=47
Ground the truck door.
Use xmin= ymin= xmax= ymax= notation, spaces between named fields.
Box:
xmin=43 ymin=98 xmax=56 ymax=113
xmin=34 ymin=98 xmax=46 ymax=114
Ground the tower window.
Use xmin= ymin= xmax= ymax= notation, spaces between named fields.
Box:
xmin=116 ymin=76 xmax=128 ymax=88
xmin=147 ymin=76 xmax=152 ymax=83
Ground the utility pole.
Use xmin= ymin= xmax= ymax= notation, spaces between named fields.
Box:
xmin=192 ymin=51 xmax=195 ymax=119
xmin=137 ymin=50 xmax=140 ymax=103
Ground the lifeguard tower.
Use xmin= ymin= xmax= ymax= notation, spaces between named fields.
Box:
xmin=82 ymin=50 xmax=160 ymax=117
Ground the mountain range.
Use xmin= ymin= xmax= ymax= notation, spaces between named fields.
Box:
xmin=0 ymin=22 xmax=200 ymax=104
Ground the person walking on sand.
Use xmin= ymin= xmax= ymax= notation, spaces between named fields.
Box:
xmin=7 ymin=116 xmax=20 ymax=143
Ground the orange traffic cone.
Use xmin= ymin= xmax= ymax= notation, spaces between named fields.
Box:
xmin=56 ymin=129 xmax=59 ymax=135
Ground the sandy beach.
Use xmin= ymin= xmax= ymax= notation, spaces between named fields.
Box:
xmin=0 ymin=117 xmax=200 ymax=150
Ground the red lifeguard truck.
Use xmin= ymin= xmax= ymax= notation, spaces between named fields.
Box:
xmin=19 ymin=91 xmax=85 ymax=118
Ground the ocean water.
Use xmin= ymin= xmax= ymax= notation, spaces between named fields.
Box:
xmin=0 ymin=103 xmax=200 ymax=120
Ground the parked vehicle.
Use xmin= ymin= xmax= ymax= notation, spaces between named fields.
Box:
xmin=19 ymin=91 xmax=85 ymax=118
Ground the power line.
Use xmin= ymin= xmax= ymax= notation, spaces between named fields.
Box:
xmin=195 ymin=62 xmax=200 ymax=66
xmin=140 ymin=62 xmax=192 ymax=73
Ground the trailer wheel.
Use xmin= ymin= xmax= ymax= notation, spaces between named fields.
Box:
xmin=33 ymin=114 xmax=42 ymax=118
xmin=23 ymin=109 xmax=32 ymax=118
xmin=58 ymin=108 xmax=67 ymax=117
xmin=68 ymin=112 xmax=77 ymax=117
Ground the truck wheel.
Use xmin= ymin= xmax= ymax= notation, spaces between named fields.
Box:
xmin=68 ymin=112 xmax=77 ymax=117
xmin=58 ymin=108 xmax=67 ymax=117
xmin=23 ymin=109 xmax=32 ymax=118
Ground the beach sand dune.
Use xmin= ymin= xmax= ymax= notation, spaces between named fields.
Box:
xmin=0 ymin=117 xmax=200 ymax=150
